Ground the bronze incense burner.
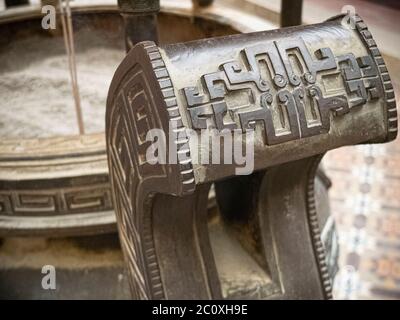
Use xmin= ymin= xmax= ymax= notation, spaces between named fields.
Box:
xmin=106 ymin=14 xmax=397 ymax=299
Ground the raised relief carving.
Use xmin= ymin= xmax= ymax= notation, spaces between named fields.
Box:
xmin=357 ymin=55 xmax=383 ymax=100
xmin=337 ymin=53 xmax=367 ymax=107
xmin=275 ymin=38 xmax=336 ymax=86
xmin=181 ymin=37 xmax=379 ymax=145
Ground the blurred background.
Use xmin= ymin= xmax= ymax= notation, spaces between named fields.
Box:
xmin=0 ymin=0 xmax=399 ymax=299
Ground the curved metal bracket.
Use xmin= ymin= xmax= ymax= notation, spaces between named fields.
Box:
xmin=106 ymin=15 xmax=397 ymax=299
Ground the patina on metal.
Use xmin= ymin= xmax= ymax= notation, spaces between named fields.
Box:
xmin=118 ymin=0 xmax=160 ymax=51
xmin=280 ymin=0 xmax=303 ymax=27
xmin=106 ymin=14 xmax=397 ymax=299
xmin=0 ymin=3 xmax=242 ymax=237
xmin=192 ymin=0 xmax=214 ymax=8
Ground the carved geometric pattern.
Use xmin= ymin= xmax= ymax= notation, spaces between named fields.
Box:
xmin=107 ymin=41 xmax=196 ymax=300
xmin=146 ymin=44 xmax=196 ymax=193
xmin=103 ymin=17 xmax=397 ymax=300
xmin=0 ymin=184 xmax=112 ymax=216
xmin=108 ymin=63 xmax=162 ymax=300
xmin=352 ymin=14 xmax=398 ymax=142
xmin=181 ymin=36 xmax=386 ymax=145
xmin=307 ymin=155 xmax=333 ymax=299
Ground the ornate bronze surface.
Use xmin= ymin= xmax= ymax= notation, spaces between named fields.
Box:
xmin=118 ymin=0 xmax=160 ymax=51
xmin=106 ymin=14 xmax=397 ymax=299
xmin=0 ymin=134 xmax=114 ymax=236
xmin=0 ymin=3 xmax=243 ymax=237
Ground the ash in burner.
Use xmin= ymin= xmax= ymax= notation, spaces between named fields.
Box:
xmin=0 ymin=33 xmax=124 ymax=139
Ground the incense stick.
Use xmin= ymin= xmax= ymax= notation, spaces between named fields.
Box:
xmin=59 ymin=0 xmax=84 ymax=135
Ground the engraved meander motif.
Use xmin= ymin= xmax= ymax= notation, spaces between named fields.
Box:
xmin=181 ymin=36 xmax=383 ymax=145
xmin=106 ymin=14 xmax=397 ymax=300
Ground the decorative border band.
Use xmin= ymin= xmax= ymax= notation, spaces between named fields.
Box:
xmin=143 ymin=41 xmax=196 ymax=195
xmin=307 ymin=155 xmax=333 ymax=299
xmin=353 ymin=14 xmax=398 ymax=142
